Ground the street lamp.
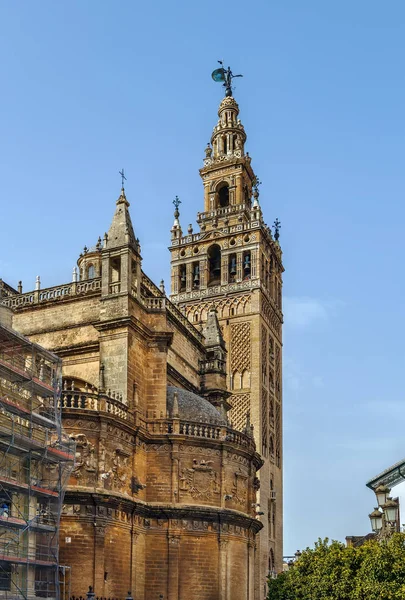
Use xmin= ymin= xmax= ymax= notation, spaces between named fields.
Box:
xmin=382 ymin=497 xmax=398 ymax=525
xmin=369 ymin=507 xmax=383 ymax=532
xmin=375 ymin=484 xmax=390 ymax=508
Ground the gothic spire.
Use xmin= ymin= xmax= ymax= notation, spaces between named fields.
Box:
xmin=105 ymin=185 xmax=138 ymax=251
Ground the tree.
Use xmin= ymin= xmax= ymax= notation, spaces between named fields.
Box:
xmin=268 ymin=534 xmax=405 ymax=600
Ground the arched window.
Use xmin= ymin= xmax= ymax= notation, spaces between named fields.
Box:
xmin=232 ymin=371 xmax=241 ymax=391
xmin=192 ymin=262 xmax=200 ymax=289
xmin=88 ymin=264 xmax=95 ymax=279
xmin=179 ymin=265 xmax=186 ymax=291
xmin=217 ymin=184 xmax=229 ymax=208
xmin=243 ymin=251 xmax=251 ymax=280
xmin=269 ymin=549 xmax=275 ymax=572
xmin=228 ymin=253 xmax=237 ymax=282
xmin=241 ymin=370 xmax=250 ymax=389
xmin=208 ymin=244 xmax=221 ymax=285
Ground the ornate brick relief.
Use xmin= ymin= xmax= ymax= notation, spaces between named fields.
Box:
xmin=261 ymin=296 xmax=282 ymax=339
xmin=229 ymin=393 xmax=250 ymax=431
xmin=275 ymin=403 xmax=281 ymax=468
xmin=275 ymin=345 xmax=281 ymax=402
xmin=261 ymin=326 xmax=267 ymax=386
xmin=230 ymin=322 xmax=251 ymax=373
xmin=261 ymin=388 xmax=268 ymax=456
xmin=184 ymin=294 xmax=252 ymax=323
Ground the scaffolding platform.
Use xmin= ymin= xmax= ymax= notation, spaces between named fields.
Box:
xmin=0 ymin=322 xmax=74 ymax=600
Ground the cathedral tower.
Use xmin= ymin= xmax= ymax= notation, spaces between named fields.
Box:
xmin=170 ymin=89 xmax=284 ymax=595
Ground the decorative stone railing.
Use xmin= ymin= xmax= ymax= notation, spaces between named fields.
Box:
xmin=197 ymin=203 xmax=250 ymax=222
xmin=2 ymin=278 xmax=102 ymax=308
xmin=109 ymin=282 xmax=121 ymax=294
xmin=142 ymin=297 xmax=166 ymax=311
xmin=201 ymin=358 xmax=225 ymax=373
xmin=178 ymin=232 xmax=201 ymax=245
xmin=141 ymin=273 xmax=161 ymax=297
xmin=142 ymin=417 xmax=255 ymax=451
xmin=60 ymin=390 xmax=130 ymax=421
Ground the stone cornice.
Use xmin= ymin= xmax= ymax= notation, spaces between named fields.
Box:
xmin=63 ymin=490 xmax=263 ymax=535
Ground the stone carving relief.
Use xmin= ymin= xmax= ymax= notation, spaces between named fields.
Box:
xmin=99 ymin=446 xmax=130 ymax=492
xmin=70 ymin=434 xmax=97 ymax=484
xmin=179 ymin=459 xmax=220 ymax=500
xmin=228 ymin=468 xmax=248 ymax=507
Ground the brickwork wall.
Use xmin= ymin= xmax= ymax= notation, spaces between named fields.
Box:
xmin=166 ymin=319 xmax=203 ymax=389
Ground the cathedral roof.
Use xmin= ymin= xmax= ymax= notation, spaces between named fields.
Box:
xmin=167 ymin=386 xmax=226 ymax=425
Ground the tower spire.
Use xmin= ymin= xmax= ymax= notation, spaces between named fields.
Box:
xmin=171 ymin=196 xmax=182 ymax=241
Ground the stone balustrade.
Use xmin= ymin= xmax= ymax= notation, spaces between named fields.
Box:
xmin=60 ymin=389 xmax=130 ymax=421
xmin=197 ymin=203 xmax=249 ymax=222
xmin=142 ymin=417 xmax=255 ymax=451
xmin=109 ymin=282 xmax=121 ymax=294
xmin=142 ymin=296 xmax=166 ymax=311
xmin=2 ymin=278 xmax=102 ymax=308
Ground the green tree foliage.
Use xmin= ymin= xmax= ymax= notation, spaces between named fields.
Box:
xmin=268 ymin=534 xmax=405 ymax=600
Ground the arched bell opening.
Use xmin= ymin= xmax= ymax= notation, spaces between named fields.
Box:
xmin=192 ymin=261 xmax=200 ymax=289
xmin=243 ymin=250 xmax=251 ymax=280
xmin=228 ymin=253 xmax=237 ymax=283
xmin=179 ymin=265 xmax=186 ymax=292
xmin=216 ymin=183 xmax=230 ymax=208
xmin=207 ymin=244 xmax=221 ymax=286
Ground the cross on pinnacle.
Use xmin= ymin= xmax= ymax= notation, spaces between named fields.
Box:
xmin=173 ymin=196 xmax=181 ymax=218
xmin=253 ymin=177 xmax=262 ymax=193
xmin=273 ymin=218 xmax=281 ymax=241
xmin=119 ymin=168 xmax=127 ymax=189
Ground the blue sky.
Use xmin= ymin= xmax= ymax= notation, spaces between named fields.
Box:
xmin=1 ymin=1 xmax=405 ymax=555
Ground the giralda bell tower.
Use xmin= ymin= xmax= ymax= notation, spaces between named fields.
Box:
xmin=169 ymin=66 xmax=284 ymax=598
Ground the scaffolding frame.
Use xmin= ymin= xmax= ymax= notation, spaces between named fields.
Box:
xmin=0 ymin=323 xmax=74 ymax=600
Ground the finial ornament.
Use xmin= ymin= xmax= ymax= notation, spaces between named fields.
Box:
xmin=173 ymin=195 xmax=181 ymax=218
xmin=273 ymin=218 xmax=281 ymax=241
xmin=253 ymin=177 xmax=262 ymax=193
xmin=119 ymin=168 xmax=127 ymax=189
xmin=212 ymin=60 xmax=243 ymax=97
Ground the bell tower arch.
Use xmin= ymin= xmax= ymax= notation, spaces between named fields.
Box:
xmin=169 ymin=87 xmax=284 ymax=596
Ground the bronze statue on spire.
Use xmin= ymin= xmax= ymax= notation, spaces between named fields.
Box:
xmin=211 ymin=61 xmax=243 ymax=97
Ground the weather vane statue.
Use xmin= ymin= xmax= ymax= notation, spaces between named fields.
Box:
xmin=211 ymin=60 xmax=243 ymax=97
xmin=273 ymin=218 xmax=281 ymax=241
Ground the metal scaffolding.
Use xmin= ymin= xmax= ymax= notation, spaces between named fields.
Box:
xmin=0 ymin=323 xmax=74 ymax=600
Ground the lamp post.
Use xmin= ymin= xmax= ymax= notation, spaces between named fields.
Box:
xmin=375 ymin=484 xmax=390 ymax=508
xmin=369 ymin=485 xmax=400 ymax=540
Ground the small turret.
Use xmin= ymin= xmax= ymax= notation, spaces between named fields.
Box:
xmin=200 ymin=307 xmax=231 ymax=418
xmin=101 ymin=185 xmax=142 ymax=298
